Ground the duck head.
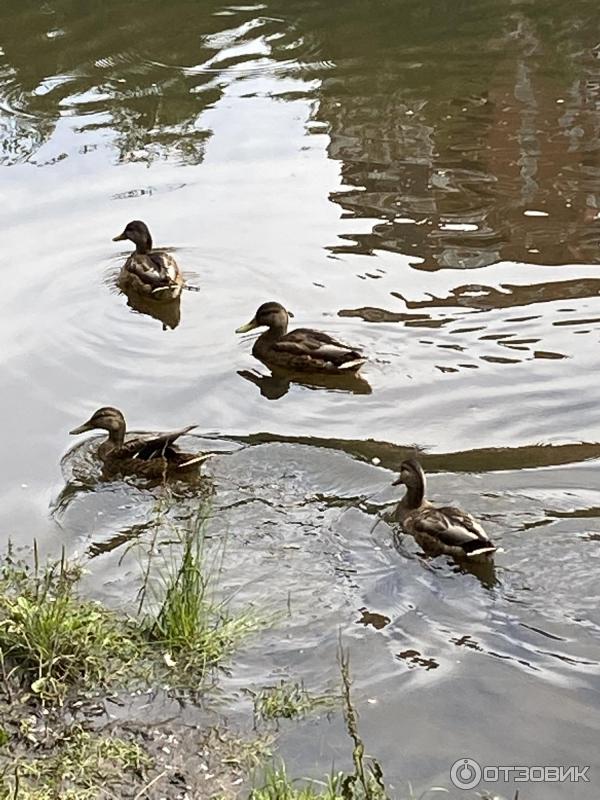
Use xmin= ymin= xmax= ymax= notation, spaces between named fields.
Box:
xmin=70 ymin=407 xmax=126 ymax=445
xmin=113 ymin=220 xmax=153 ymax=254
xmin=392 ymin=458 xmax=426 ymax=489
xmin=236 ymin=301 xmax=293 ymax=335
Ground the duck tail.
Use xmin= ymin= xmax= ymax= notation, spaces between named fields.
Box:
xmin=177 ymin=453 xmax=212 ymax=469
xmin=151 ymin=284 xmax=177 ymax=295
xmin=339 ymin=357 xmax=367 ymax=371
xmin=463 ymin=541 xmax=497 ymax=557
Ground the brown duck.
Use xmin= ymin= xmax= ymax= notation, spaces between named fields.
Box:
xmin=236 ymin=301 xmax=366 ymax=373
xmin=390 ymin=459 xmax=497 ymax=560
xmin=69 ymin=407 xmax=209 ymax=479
xmin=113 ymin=220 xmax=184 ymax=300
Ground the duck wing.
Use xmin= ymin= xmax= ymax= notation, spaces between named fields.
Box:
xmin=121 ymin=425 xmax=197 ymax=461
xmin=125 ymin=252 xmax=179 ymax=289
xmin=274 ymin=328 xmax=365 ymax=368
xmin=411 ymin=506 xmax=495 ymax=555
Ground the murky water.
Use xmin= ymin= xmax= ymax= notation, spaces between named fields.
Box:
xmin=1 ymin=1 xmax=600 ymax=797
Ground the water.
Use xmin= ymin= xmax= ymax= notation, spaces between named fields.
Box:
xmin=1 ymin=1 xmax=600 ymax=797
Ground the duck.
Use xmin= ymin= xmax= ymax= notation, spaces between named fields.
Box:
xmin=235 ymin=302 xmax=366 ymax=373
xmin=69 ymin=407 xmax=210 ymax=479
xmin=113 ymin=220 xmax=184 ymax=300
xmin=390 ymin=459 xmax=497 ymax=560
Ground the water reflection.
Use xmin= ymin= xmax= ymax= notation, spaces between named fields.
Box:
xmin=268 ymin=0 xmax=600 ymax=268
xmin=0 ymin=0 xmax=300 ymax=165
xmin=236 ymin=431 xmax=600 ymax=474
xmin=3 ymin=0 xmax=600 ymax=263
xmin=395 ymin=277 xmax=600 ymax=313
xmin=237 ymin=366 xmax=372 ymax=399
xmin=356 ymin=607 xmax=391 ymax=630
xmin=122 ymin=290 xmax=181 ymax=330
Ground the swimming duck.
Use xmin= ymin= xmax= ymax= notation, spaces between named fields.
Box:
xmin=113 ymin=220 xmax=184 ymax=300
xmin=390 ymin=459 xmax=497 ymax=560
xmin=69 ymin=407 xmax=210 ymax=479
xmin=236 ymin=302 xmax=366 ymax=373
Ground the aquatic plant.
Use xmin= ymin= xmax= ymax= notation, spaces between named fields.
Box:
xmin=251 ymin=645 xmax=390 ymax=800
xmin=251 ymin=679 xmax=337 ymax=722
xmin=141 ymin=505 xmax=265 ymax=677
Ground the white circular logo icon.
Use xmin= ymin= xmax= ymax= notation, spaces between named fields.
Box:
xmin=450 ymin=758 xmax=482 ymax=789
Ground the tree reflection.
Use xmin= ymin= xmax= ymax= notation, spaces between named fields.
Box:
xmin=3 ymin=0 xmax=600 ymax=267
xmin=268 ymin=0 xmax=600 ymax=268
xmin=0 ymin=0 xmax=278 ymax=165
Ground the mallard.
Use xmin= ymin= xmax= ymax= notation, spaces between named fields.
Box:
xmin=113 ymin=220 xmax=184 ymax=300
xmin=69 ymin=407 xmax=210 ymax=479
xmin=390 ymin=459 xmax=497 ymax=560
xmin=236 ymin=302 xmax=366 ymax=373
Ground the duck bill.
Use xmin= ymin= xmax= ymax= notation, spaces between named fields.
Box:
xmin=235 ymin=317 xmax=258 ymax=334
xmin=112 ymin=231 xmax=127 ymax=241
xmin=392 ymin=477 xmax=403 ymax=486
xmin=69 ymin=420 xmax=95 ymax=435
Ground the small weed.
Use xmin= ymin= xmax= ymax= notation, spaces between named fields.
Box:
xmin=210 ymin=727 xmax=274 ymax=771
xmin=250 ymin=763 xmax=346 ymax=800
xmin=250 ymin=641 xmax=390 ymax=800
xmin=252 ymin=680 xmax=337 ymax=722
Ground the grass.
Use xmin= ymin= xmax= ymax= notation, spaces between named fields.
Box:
xmin=0 ymin=509 xmax=266 ymax=705
xmin=0 ymin=534 xmax=271 ymax=800
xmin=252 ymin=680 xmax=337 ymax=722
xmin=0 ymin=546 xmax=142 ymax=706
xmin=249 ymin=763 xmax=347 ymax=800
xmin=336 ymin=645 xmax=389 ymax=800
xmin=141 ymin=509 xmax=265 ymax=677
xmin=0 ymin=724 xmax=150 ymax=799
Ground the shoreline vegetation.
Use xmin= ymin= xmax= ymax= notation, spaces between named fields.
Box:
xmin=0 ymin=524 xmax=516 ymax=800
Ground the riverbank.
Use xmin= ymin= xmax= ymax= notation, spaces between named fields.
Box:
xmin=0 ymin=531 xmax=517 ymax=800
xmin=0 ymin=525 xmax=381 ymax=800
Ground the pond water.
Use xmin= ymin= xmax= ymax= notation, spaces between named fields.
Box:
xmin=1 ymin=1 xmax=600 ymax=797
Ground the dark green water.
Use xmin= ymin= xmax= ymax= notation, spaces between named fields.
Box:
xmin=1 ymin=2 xmax=599 ymax=797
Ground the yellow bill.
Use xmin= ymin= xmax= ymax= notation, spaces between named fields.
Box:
xmin=235 ymin=317 xmax=258 ymax=333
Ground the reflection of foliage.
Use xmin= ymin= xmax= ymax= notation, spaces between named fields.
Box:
xmin=90 ymin=80 xmax=220 ymax=165
xmin=3 ymin=0 xmax=600 ymax=265
xmin=267 ymin=0 xmax=600 ymax=268
xmin=0 ymin=0 xmax=287 ymax=165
